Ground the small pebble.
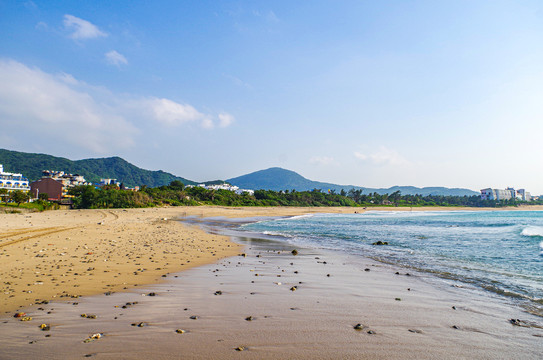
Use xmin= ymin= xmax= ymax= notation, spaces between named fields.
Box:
xmin=354 ymin=323 xmax=365 ymax=330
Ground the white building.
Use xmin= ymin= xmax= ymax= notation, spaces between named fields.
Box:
xmin=42 ymin=170 xmax=90 ymax=188
xmin=480 ymin=187 xmax=532 ymax=201
xmin=188 ymin=183 xmax=254 ymax=195
xmin=516 ymin=189 xmax=532 ymax=201
xmin=100 ymin=178 xmax=119 ymax=186
xmin=0 ymin=164 xmax=30 ymax=192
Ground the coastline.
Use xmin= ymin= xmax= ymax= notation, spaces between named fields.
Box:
xmin=0 ymin=206 xmax=359 ymax=314
xmin=2 ymin=204 xmax=543 ymax=314
xmin=1 ymin=206 xmax=542 ymax=359
xmin=1 ymin=221 xmax=542 ymax=359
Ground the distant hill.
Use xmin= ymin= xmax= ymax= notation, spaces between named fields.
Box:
xmin=227 ymin=167 xmax=479 ymax=196
xmin=0 ymin=149 xmax=196 ymax=188
xmin=0 ymin=149 xmax=480 ymax=195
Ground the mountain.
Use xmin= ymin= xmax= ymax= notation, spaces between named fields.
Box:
xmin=227 ymin=167 xmax=479 ymax=196
xmin=0 ymin=149 xmax=480 ymax=196
xmin=0 ymin=149 xmax=196 ymax=188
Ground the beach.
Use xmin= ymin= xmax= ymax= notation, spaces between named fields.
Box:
xmin=0 ymin=206 xmax=359 ymax=315
xmin=1 ymin=206 xmax=542 ymax=359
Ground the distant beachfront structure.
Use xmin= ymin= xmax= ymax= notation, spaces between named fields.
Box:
xmin=187 ymin=183 xmax=254 ymax=196
xmin=42 ymin=170 xmax=90 ymax=188
xmin=31 ymin=170 xmax=91 ymax=200
xmin=0 ymin=164 xmax=30 ymax=192
xmin=100 ymin=178 xmax=119 ymax=186
xmin=480 ymin=187 xmax=532 ymax=201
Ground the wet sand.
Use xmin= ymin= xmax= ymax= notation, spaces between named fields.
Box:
xmin=1 ymin=235 xmax=542 ymax=359
xmin=0 ymin=206 xmax=357 ymax=314
xmin=1 ymin=206 xmax=542 ymax=359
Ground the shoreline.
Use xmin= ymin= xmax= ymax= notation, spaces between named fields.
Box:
xmin=199 ymin=212 xmax=543 ymax=318
xmin=2 ymin=205 xmax=543 ymax=315
xmin=1 ymin=221 xmax=542 ymax=359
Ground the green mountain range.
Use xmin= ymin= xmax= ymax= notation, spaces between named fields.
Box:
xmin=0 ymin=149 xmax=196 ymax=188
xmin=0 ymin=149 xmax=479 ymax=196
xmin=227 ymin=167 xmax=479 ymax=196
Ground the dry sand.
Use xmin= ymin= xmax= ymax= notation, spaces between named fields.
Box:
xmin=1 ymin=206 xmax=542 ymax=359
xmin=0 ymin=206 xmax=357 ymax=314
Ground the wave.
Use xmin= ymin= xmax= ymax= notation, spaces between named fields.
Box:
xmin=262 ymin=231 xmax=294 ymax=238
xmin=521 ymin=226 xmax=543 ymax=237
xmin=287 ymin=214 xmax=315 ymax=220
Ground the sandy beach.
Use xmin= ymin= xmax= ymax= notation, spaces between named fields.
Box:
xmin=1 ymin=206 xmax=542 ymax=359
xmin=0 ymin=206 xmax=359 ymax=315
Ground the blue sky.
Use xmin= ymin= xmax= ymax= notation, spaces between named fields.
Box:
xmin=2 ymin=1 xmax=543 ymax=194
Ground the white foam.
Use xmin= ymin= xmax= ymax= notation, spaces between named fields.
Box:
xmin=262 ymin=231 xmax=293 ymax=238
xmin=521 ymin=226 xmax=543 ymax=237
xmin=288 ymin=214 xmax=315 ymax=220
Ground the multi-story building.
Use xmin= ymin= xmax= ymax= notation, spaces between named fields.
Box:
xmin=42 ymin=170 xmax=89 ymax=187
xmin=0 ymin=164 xmax=30 ymax=192
xmin=100 ymin=178 xmax=119 ymax=186
xmin=186 ymin=183 xmax=254 ymax=196
xmin=480 ymin=187 xmax=532 ymax=201
xmin=30 ymin=178 xmax=63 ymax=201
xmin=37 ymin=170 xmax=91 ymax=198
xmin=516 ymin=189 xmax=532 ymax=201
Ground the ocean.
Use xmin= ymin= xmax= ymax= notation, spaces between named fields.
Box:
xmin=241 ymin=210 xmax=543 ymax=315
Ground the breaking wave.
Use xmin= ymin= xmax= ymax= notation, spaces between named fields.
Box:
xmin=521 ymin=226 xmax=543 ymax=237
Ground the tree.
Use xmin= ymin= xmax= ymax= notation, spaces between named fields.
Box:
xmin=169 ymin=180 xmax=185 ymax=191
xmin=389 ymin=190 xmax=402 ymax=204
xmin=9 ymin=190 xmax=29 ymax=206
xmin=38 ymin=193 xmax=49 ymax=201
xmin=0 ymin=188 xmax=8 ymax=203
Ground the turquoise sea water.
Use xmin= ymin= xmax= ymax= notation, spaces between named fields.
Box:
xmin=241 ymin=211 xmax=543 ymax=314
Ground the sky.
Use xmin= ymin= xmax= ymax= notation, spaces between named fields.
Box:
xmin=1 ymin=0 xmax=543 ymax=194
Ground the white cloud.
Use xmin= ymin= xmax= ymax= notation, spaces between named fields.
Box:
xmin=0 ymin=59 xmax=232 ymax=156
xmin=36 ymin=21 xmax=48 ymax=31
xmin=149 ymin=98 xmax=205 ymax=126
xmin=354 ymin=146 xmax=411 ymax=166
xmin=0 ymin=59 xmax=135 ymax=153
xmin=309 ymin=156 xmax=335 ymax=166
xmin=145 ymin=99 xmax=234 ymax=129
xmin=105 ymin=50 xmax=128 ymax=66
xmin=218 ymin=113 xmax=235 ymax=127
xmin=63 ymin=14 xmax=107 ymax=40
xmin=201 ymin=117 xmax=215 ymax=130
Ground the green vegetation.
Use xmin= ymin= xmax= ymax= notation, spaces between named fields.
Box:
xmin=1 ymin=149 xmax=479 ymax=196
xmin=0 ymin=148 xmax=196 ymax=188
xmin=227 ymin=167 xmax=479 ymax=196
xmin=8 ymin=190 xmax=30 ymax=206
xmin=66 ymin=182 xmax=542 ymax=209
xmin=0 ymin=199 xmax=59 ymax=212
